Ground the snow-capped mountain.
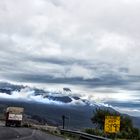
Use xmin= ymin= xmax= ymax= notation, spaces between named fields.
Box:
xmin=0 ymin=82 xmax=95 ymax=106
xmin=0 ymin=82 xmax=140 ymax=129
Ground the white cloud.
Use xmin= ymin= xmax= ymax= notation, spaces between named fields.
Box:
xmin=0 ymin=0 xmax=140 ymax=87
xmin=65 ymin=64 xmax=94 ymax=79
xmin=114 ymin=107 xmax=140 ymax=117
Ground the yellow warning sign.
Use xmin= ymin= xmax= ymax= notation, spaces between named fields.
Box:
xmin=104 ymin=116 xmax=120 ymax=133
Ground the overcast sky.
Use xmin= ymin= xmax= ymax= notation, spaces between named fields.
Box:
xmin=0 ymin=0 xmax=140 ymax=116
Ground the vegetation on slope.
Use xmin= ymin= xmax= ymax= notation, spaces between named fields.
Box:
xmin=85 ymin=108 xmax=140 ymax=139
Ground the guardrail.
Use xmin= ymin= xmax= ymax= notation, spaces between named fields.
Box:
xmin=60 ymin=129 xmax=111 ymax=140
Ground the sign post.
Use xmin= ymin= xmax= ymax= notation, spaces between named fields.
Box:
xmin=104 ymin=116 xmax=120 ymax=133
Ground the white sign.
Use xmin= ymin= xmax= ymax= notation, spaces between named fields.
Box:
xmin=8 ymin=114 xmax=23 ymax=121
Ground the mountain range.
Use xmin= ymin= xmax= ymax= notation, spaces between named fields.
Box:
xmin=0 ymin=82 xmax=140 ymax=129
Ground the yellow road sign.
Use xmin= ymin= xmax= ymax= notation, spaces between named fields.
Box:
xmin=104 ymin=116 xmax=120 ymax=133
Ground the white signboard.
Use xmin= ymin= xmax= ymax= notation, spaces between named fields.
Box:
xmin=8 ymin=114 xmax=23 ymax=121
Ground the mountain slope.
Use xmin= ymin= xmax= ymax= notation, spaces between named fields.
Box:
xmin=0 ymin=82 xmax=140 ymax=129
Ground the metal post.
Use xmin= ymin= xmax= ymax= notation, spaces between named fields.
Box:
xmin=62 ymin=115 xmax=65 ymax=129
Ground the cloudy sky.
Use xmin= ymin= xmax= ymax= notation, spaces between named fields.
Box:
xmin=0 ymin=0 xmax=140 ymax=116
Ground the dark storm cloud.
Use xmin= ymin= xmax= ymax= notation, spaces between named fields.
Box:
xmin=3 ymin=71 xmax=140 ymax=92
xmin=30 ymin=56 xmax=80 ymax=65
xmin=104 ymin=101 xmax=140 ymax=108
